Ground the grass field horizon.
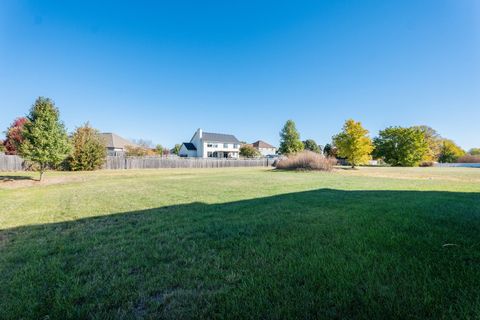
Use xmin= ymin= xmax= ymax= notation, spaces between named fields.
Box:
xmin=1 ymin=167 xmax=480 ymax=319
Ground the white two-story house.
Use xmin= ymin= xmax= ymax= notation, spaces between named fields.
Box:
xmin=179 ymin=129 xmax=241 ymax=158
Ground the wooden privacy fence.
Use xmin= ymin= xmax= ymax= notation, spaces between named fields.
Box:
xmin=0 ymin=155 xmax=270 ymax=171
xmin=434 ymin=163 xmax=480 ymax=168
xmin=104 ymin=156 xmax=271 ymax=170
xmin=0 ymin=155 xmax=24 ymax=171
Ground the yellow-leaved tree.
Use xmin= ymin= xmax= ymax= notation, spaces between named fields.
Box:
xmin=332 ymin=119 xmax=373 ymax=168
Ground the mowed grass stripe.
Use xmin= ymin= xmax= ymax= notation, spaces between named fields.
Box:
xmin=1 ymin=167 xmax=479 ymax=319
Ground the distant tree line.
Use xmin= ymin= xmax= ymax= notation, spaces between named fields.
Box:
xmin=277 ymin=119 xmax=476 ymax=167
xmin=2 ymin=97 xmax=478 ymax=179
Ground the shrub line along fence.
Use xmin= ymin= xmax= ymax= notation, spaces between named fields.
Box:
xmin=0 ymin=155 xmax=271 ymax=171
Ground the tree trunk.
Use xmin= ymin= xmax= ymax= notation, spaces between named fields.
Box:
xmin=39 ymin=164 xmax=45 ymax=182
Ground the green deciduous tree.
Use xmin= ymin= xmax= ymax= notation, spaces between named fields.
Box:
xmin=332 ymin=119 xmax=373 ymax=168
xmin=278 ymin=120 xmax=304 ymax=155
xmin=413 ymin=125 xmax=442 ymax=162
xmin=172 ymin=144 xmax=182 ymax=155
xmin=373 ymin=127 xmax=428 ymax=167
xmin=469 ymin=148 xmax=480 ymax=156
xmin=155 ymin=144 xmax=164 ymax=156
xmin=438 ymin=140 xmax=465 ymax=163
xmin=68 ymin=123 xmax=107 ymax=171
xmin=20 ymin=97 xmax=71 ymax=180
xmin=240 ymin=145 xmax=260 ymax=158
xmin=323 ymin=143 xmax=337 ymax=157
xmin=303 ymin=139 xmax=321 ymax=153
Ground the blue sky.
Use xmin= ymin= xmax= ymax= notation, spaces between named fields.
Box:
xmin=1 ymin=0 xmax=479 ymax=149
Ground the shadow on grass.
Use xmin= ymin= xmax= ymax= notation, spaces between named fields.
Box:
xmin=1 ymin=189 xmax=480 ymax=319
xmin=335 ymin=166 xmax=360 ymax=170
xmin=0 ymin=175 xmax=35 ymax=182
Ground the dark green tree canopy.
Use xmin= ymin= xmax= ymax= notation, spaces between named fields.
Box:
xmin=68 ymin=123 xmax=107 ymax=171
xmin=323 ymin=143 xmax=337 ymax=157
xmin=373 ymin=126 xmax=428 ymax=167
xmin=278 ymin=120 xmax=304 ymax=155
xmin=20 ymin=97 xmax=71 ymax=180
xmin=303 ymin=139 xmax=321 ymax=153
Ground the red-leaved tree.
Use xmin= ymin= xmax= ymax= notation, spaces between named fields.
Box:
xmin=4 ymin=117 xmax=28 ymax=155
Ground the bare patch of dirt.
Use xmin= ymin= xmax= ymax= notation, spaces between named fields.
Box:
xmin=0 ymin=175 xmax=86 ymax=189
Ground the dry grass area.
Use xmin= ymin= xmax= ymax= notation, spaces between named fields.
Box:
xmin=0 ymin=174 xmax=89 ymax=189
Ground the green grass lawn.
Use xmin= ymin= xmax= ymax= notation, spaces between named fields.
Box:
xmin=1 ymin=167 xmax=480 ymax=319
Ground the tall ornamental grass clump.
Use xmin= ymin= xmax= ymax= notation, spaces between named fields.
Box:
xmin=275 ymin=151 xmax=336 ymax=171
xmin=456 ymin=155 xmax=480 ymax=163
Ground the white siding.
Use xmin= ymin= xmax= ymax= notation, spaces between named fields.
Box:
xmin=190 ymin=130 xmax=204 ymax=157
xmin=258 ymin=147 xmax=277 ymax=156
xmin=188 ymin=129 xmax=240 ymax=158
xmin=179 ymin=144 xmax=197 ymax=157
xmin=203 ymin=142 xmax=240 ymax=158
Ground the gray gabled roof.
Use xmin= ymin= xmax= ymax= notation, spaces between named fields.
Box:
xmin=100 ymin=133 xmax=140 ymax=149
xmin=182 ymin=142 xmax=197 ymax=151
xmin=202 ymin=132 xmax=240 ymax=144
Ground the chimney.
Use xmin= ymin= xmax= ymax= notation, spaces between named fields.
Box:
xmin=198 ymin=128 xmax=203 ymax=139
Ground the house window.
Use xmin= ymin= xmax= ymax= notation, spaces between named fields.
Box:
xmin=223 ymin=143 xmax=228 ymax=148
xmin=207 ymin=152 xmax=213 ymax=157
xmin=207 ymin=143 xmax=218 ymax=148
xmin=233 ymin=144 xmax=239 ymax=149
